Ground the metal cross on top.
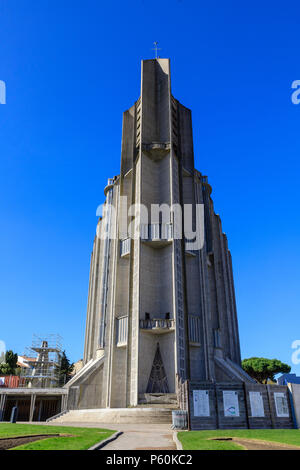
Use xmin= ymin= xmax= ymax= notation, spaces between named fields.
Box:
xmin=152 ymin=41 xmax=161 ymax=59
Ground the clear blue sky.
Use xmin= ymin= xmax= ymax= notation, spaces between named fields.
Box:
xmin=0 ymin=1 xmax=299 ymax=374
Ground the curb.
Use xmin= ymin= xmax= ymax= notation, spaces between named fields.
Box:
xmin=88 ymin=431 xmax=123 ymax=450
xmin=172 ymin=431 xmax=183 ymax=450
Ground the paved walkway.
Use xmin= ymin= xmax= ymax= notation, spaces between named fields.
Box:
xmin=47 ymin=422 xmax=176 ymax=450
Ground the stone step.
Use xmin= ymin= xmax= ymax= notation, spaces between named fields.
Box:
xmin=138 ymin=393 xmax=178 ymax=405
xmin=136 ymin=403 xmax=179 ymax=409
xmin=51 ymin=407 xmax=173 ymax=424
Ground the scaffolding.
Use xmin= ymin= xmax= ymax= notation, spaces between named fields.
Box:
xmin=19 ymin=335 xmax=62 ymax=388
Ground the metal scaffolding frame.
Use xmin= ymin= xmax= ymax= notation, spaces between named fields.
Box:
xmin=19 ymin=335 xmax=62 ymax=388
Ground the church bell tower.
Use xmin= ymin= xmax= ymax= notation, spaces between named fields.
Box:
xmin=68 ymin=58 xmax=251 ymax=410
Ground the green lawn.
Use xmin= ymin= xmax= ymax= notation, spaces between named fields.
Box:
xmin=0 ymin=423 xmax=116 ymax=450
xmin=177 ymin=429 xmax=300 ymax=451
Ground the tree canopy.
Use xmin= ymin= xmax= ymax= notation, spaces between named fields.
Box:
xmin=242 ymin=357 xmax=291 ymax=384
xmin=58 ymin=350 xmax=74 ymax=386
xmin=0 ymin=350 xmax=18 ymax=375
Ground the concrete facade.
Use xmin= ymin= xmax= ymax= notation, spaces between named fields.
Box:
xmin=68 ymin=58 xmax=254 ymax=411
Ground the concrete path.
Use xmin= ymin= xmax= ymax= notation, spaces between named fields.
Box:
xmin=46 ymin=422 xmax=176 ymax=450
xmin=102 ymin=426 xmax=175 ymax=450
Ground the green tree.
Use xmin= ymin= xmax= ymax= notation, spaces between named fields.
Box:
xmin=0 ymin=363 xmax=12 ymax=375
xmin=0 ymin=350 xmax=18 ymax=375
xmin=58 ymin=351 xmax=74 ymax=386
xmin=5 ymin=350 xmax=18 ymax=371
xmin=242 ymin=357 xmax=291 ymax=384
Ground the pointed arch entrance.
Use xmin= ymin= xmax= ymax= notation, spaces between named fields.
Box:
xmin=146 ymin=343 xmax=169 ymax=393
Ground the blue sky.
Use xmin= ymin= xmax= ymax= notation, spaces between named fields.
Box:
xmin=0 ymin=1 xmax=299 ymax=374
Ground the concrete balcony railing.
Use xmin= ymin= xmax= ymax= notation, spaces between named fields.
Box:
xmin=139 ymin=318 xmax=175 ymax=334
xmin=140 ymin=224 xmax=173 ymax=247
xmin=104 ymin=178 xmax=115 ymax=196
xmin=120 ymin=238 xmax=131 ymax=257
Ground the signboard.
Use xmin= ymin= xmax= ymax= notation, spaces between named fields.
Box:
xmin=223 ymin=390 xmax=240 ymax=417
xmin=249 ymin=391 xmax=265 ymax=417
xmin=274 ymin=392 xmax=289 ymax=417
xmin=0 ymin=377 xmax=4 ymax=386
xmin=193 ymin=390 xmax=210 ymax=417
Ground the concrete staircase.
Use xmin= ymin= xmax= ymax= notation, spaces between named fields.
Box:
xmin=48 ymin=392 xmax=178 ymax=425
xmin=48 ymin=407 xmax=173 ymax=424
xmin=138 ymin=393 xmax=178 ymax=406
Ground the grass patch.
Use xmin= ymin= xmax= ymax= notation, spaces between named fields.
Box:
xmin=0 ymin=423 xmax=116 ymax=450
xmin=177 ymin=429 xmax=300 ymax=450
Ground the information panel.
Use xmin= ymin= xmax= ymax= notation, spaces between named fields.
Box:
xmin=274 ymin=392 xmax=289 ymax=417
xmin=249 ymin=391 xmax=265 ymax=417
xmin=223 ymin=390 xmax=240 ymax=417
xmin=193 ymin=390 xmax=210 ymax=417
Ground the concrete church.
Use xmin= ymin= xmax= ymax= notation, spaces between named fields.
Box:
xmin=65 ymin=58 xmax=254 ymax=414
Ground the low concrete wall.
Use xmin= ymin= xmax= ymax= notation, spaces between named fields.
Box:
xmin=289 ymin=383 xmax=300 ymax=429
xmin=187 ymin=381 xmax=295 ymax=430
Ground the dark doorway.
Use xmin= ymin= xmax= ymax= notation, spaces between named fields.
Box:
xmin=146 ymin=343 xmax=169 ymax=393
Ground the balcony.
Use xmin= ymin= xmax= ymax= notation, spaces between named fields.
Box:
xmin=141 ymin=223 xmax=173 ymax=247
xmin=104 ymin=178 xmax=115 ymax=196
xmin=120 ymin=238 xmax=131 ymax=257
xmin=139 ymin=318 xmax=175 ymax=334
xmin=142 ymin=142 xmax=171 ymax=160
